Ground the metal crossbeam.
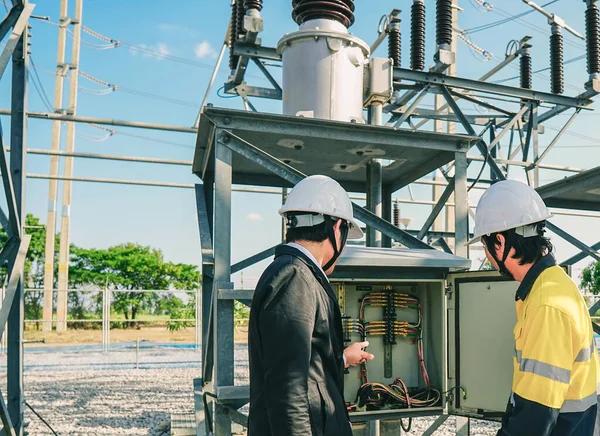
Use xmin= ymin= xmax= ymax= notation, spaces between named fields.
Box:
xmin=0 ymin=5 xmax=23 ymax=43
xmin=224 ymin=83 xmax=282 ymax=100
xmin=561 ymin=242 xmax=600 ymax=266
xmin=232 ymin=43 xmax=280 ymax=61
xmin=0 ymin=122 xmax=20 ymax=237
xmin=0 ymin=206 xmax=9 ymax=235
xmin=532 ymin=109 xmax=580 ymax=168
xmin=231 ymin=245 xmax=276 ymax=274
xmin=194 ymin=183 xmax=215 ymax=268
xmin=432 ymin=237 xmax=453 ymax=254
xmin=0 ymin=3 xmax=32 ymax=80
xmin=423 ymin=415 xmax=450 ymax=436
xmin=392 ymin=85 xmax=430 ymax=127
xmin=546 ymin=222 xmax=600 ymax=263
xmin=0 ymin=235 xmax=30 ymax=340
xmin=217 ymin=130 xmax=432 ymax=250
xmin=439 ymin=86 xmax=505 ymax=180
xmin=418 ymin=179 xmax=455 ymax=240
xmin=394 ymin=67 xmax=593 ymax=108
xmin=251 ymin=58 xmax=281 ymax=92
xmin=0 ymin=388 xmax=16 ymax=436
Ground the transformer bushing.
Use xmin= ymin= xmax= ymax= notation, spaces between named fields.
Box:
xmin=229 ymin=2 xmax=239 ymax=70
xmin=388 ymin=17 xmax=401 ymax=67
xmin=550 ymin=25 xmax=564 ymax=95
xmin=585 ymin=0 xmax=600 ymax=76
xmin=292 ymin=0 xmax=355 ymax=28
xmin=411 ymin=0 xmax=426 ymax=71
xmin=436 ymin=0 xmax=453 ymax=50
xmin=520 ymin=44 xmax=533 ymax=90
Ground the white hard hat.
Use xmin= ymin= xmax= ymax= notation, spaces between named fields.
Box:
xmin=467 ymin=180 xmax=553 ymax=245
xmin=279 ymin=175 xmax=364 ymax=239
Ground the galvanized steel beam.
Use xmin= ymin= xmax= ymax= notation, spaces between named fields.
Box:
xmin=217 ymin=130 xmax=432 ymax=250
xmin=394 ymin=67 xmax=593 ymax=108
xmin=231 ymin=245 xmax=276 ymax=274
xmin=439 ymin=86 xmax=505 ymax=180
xmin=561 ymin=242 xmax=600 ymax=266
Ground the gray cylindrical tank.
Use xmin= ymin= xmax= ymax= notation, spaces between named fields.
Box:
xmin=277 ymin=19 xmax=370 ymax=123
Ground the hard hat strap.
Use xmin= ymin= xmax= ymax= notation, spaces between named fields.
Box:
xmin=491 ymin=231 xmax=515 ymax=280
xmin=323 ymin=216 xmax=349 ymax=271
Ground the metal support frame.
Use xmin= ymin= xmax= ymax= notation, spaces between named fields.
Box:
xmin=418 ymin=179 xmax=455 ymax=240
xmin=439 ymin=86 xmax=505 ymax=180
xmin=231 ymin=245 xmax=276 ymax=274
xmin=547 ymin=222 xmax=600 ymax=263
xmin=192 ymin=7 xmax=600 ymax=434
xmin=6 ymin=6 xmax=28 ymax=433
xmin=219 ymin=130 xmax=432 ymax=249
xmin=393 ymin=67 xmax=593 ymax=108
xmin=213 ymin=136 xmax=234 ymax=436
xmin=366 ymin=159 xmax=383 ymax=248
xmin=561 ymin=242 xmax=600 ymax=266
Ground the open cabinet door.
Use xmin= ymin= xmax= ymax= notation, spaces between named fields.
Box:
xmin=447 ymin=271 xmax=519 ymax=419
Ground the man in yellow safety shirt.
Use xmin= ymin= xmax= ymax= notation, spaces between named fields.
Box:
xmin=469 ymin=180 xmax=600 ymax=435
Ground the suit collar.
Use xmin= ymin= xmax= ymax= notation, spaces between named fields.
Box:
xmin=275 ymin=244 xmax=338 ymax=303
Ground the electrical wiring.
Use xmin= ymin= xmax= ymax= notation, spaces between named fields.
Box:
xmin=491 ymin=5 xmax=585 ymax=53
xmin=37 ymin=63 xmax=203 ymax=109
xmin=29 ymin=57 xmax=55 ymax=112
xmin=345 ymin=288 xmax=441 ymax=413
xmin=468 ymin=0 xmax=493 ymax=12
xmin=457 ymin=30 xmax=493 ymax=61
xmin=40 ymin=19 xmax=269 ymax=82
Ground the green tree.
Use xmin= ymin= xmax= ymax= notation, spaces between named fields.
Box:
xmin=69 ymin=243 xmax=201 ymax=328
xmin=582 ymin=262 xmax=600 ymax=296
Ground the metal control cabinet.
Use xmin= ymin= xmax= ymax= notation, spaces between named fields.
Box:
xmin=330 ymin=247 xmax=518 ymax=425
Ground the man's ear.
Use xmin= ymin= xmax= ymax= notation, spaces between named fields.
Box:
xmin=496 ymin=234 xmax=506 ymax=257
xmin=333 ymin=219 xmax=342 ymax=232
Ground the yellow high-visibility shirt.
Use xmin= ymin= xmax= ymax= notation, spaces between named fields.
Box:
xmin=513 ymin=263 xmax=599 ymax=412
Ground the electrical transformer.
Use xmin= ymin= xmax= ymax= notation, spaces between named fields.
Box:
xmin=331 ymin=246 xmax=519 ymax=431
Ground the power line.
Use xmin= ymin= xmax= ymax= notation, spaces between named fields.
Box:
xmin=493 ymin=54 xmax=586 ymax=84
xmin=492 ymin=4 xmax=586 ymax=53
xmin=87 ymin=124 xmax=193 ymax=149
xmin=465 ymin=0 xmax=560 ymax=33
xmin=38 ymin=65 xmax=202 ymax=109
xmin=29 ymin=57 xmax=54 ymax=111
xmin=41 ymin=19 xmax=268 ymax=81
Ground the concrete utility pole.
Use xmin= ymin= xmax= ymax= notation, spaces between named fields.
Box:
xmin=445 ymin=0 xmax=458 ymax=253
xmin=432 ymin=0 xmax=459 ymax=247
xmin=56 ymin=0 xmax=83 ymax=332
xmin=42 ymin=0 xmax=68 ymax=332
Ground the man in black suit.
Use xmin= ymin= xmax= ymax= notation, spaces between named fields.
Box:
xmin=248 ymin=175 xmax=374 ymax=436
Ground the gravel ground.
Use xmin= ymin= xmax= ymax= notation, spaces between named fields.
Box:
xmin=0 ymin=347 xmax=500 ymax=435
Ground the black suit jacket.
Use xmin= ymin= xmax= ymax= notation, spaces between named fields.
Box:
xmin=248 ymin=245 xmax=352 ymax=436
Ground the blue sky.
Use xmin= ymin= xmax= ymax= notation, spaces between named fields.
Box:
xmin=3 ymin=0 xmax=599 ymax=288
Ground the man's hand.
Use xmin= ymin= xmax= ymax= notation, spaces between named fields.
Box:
xmin=343 ymin=341 xmax=375 ymax=368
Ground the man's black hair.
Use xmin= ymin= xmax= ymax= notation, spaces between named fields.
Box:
xmin=285 ymin=220 xmax=329 ymax=244
xmin=481 ymin=221 xmax=553 ymax=266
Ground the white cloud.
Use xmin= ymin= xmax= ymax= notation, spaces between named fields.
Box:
xmin=247 ymin=213 xmax=263 ymax=222
xmin=194 ymin=41 xmax=217 ymax=59
xmin=129 ymin=43 xmax=170 ymax=60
